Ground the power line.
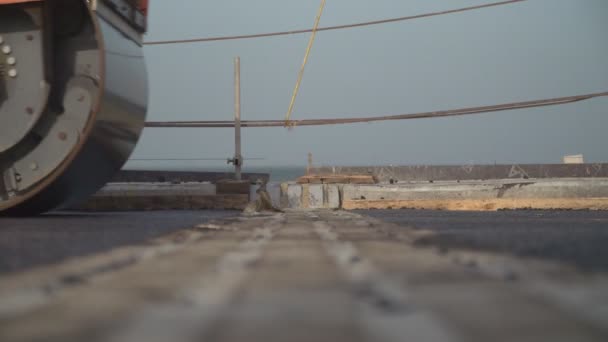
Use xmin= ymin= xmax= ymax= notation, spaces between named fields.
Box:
xmin=144 ymin=91 xmax=608 ymax=128
xmin=144 ymin=0 xmax=527 ymax=46
xmin=129 ymin=158 xmax=265 ymax=161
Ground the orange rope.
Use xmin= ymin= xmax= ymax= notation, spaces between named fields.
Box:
xmin=285 ymin=0 xmax=327 ymax=127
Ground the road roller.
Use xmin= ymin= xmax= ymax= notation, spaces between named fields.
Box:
xmin=0 ymin=0 xmax=149 ymax=215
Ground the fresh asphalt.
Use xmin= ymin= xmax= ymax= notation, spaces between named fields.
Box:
xmin=2 ymin=209 xmax=607 ymax=275
xmin=359 ymin=209 xmax=608 ymax=272
xmin=0 ymin=210 xmax=238 ymax=274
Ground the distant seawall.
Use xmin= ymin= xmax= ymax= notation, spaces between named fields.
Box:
xmin=310 ymin=163 xmax=608 ymax=183
xmin=284 ymin=163 xmax=608 ymax=211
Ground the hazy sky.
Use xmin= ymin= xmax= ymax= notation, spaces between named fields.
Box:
xmin=125 ymin=0 xmax=608 ymax=169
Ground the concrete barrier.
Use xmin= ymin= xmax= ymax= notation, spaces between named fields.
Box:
xmin=98 ymin=182 xmax=217 ymax=196
xmin=77 ymin=194 xmax=250 ymax=211
xmin=343 ymin=179 xmax=608 ymax=201
xmin=281 ymin=178 xmax=608 ymax=211
xmin=280 ymin=183 xmax=342 ymax=209
xmin=72 ymin=182 xmax=250 ymax=211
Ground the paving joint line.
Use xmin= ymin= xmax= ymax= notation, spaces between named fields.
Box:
xmin=106 ymin=214 xmax=286 ymax=342
xmin=309 ymin=211 xmax=460 ymax=342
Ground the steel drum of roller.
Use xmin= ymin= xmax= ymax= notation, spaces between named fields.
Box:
xmin=0 ymin=0 xmax=148 ymax=215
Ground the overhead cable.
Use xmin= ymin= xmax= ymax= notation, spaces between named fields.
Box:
xmin=144 ymin=91 xmax=608 ymax=128
xmin=129 ymin=158 xmax=265 ymax=161
xmin=144 ymin=0 xmax=527 ymax=46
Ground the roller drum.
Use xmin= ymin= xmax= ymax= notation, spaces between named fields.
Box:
xmin=0 ymin=1 xmax=148 ymax=215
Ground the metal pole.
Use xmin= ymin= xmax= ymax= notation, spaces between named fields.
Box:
xmin=234 ymin=57 xmax=242 ymax=180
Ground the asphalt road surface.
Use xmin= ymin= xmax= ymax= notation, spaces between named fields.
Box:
xmin=0 ymin=210 xmax=238 ymax=274
xmin=359 ymin=209 xmax=608 ymax=272
xmin=2 ymin=209 xmax=607 ymax=276
xmin=1 ymin=210 xmax=607 ymax=341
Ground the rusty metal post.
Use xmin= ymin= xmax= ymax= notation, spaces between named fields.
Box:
xmin=234 ymin=57 xmax=242 ymax=180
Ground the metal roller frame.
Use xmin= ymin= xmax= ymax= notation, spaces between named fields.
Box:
xmin=0 ymin=0 xmax=148 ymax=215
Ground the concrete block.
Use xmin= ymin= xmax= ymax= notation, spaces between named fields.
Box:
xmin=498 ymin=179 xmax=608 ymax=199
xmin=282 ymin=179 xmax=608 ymax=209
xmin=308 ymin=185 xmax=324 ymax=209
xmin=326 ymin=185 xmax=341 ymax=209
xmin=268 ymin=183 xmax=282 ymax=208
xmin=279 ymin=184 xmax=341 ymax=209
xmin=343 ymin=182 xmax=516 ymax=201
xmin=287 ymin=184 xmax=302 ymax=208
xmin=280 ymin=183 xmax=289 ymax=208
